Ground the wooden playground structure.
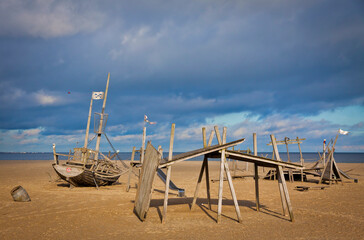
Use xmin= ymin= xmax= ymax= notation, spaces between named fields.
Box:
xmin=134 ymin=124 xmax=303 ymax=223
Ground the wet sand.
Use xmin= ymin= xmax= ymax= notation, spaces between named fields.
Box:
xmin=0 ymin=160 xmax=363 ymax=239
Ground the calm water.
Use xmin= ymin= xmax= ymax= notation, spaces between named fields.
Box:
xmin=0 ymin=152 xmax=363 ymax=163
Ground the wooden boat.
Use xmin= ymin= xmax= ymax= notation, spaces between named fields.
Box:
xmin=52 ymin=73 xmax=127 ymax=187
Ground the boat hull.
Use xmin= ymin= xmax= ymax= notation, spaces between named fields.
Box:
xmin=53 ymin=164 xmax=121 ymax=187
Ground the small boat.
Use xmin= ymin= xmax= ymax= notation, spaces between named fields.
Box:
xmin=52 ymin=73 xmax=127 ymax=187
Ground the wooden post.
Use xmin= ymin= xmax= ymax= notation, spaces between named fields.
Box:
xmin=162 ymin=123 xmax=175 ymax=223
xmin=271 ymin=135 xmax=287 ymax=215
xmin=191 ymin=158 xmax=207 ymax=210
xmin=126 ymin=146 xmax=136 ymax=192
xmin=141 ymin=126 xmax=146 ymax=164
xmin=205 ymin=156 xmax=211 ymax=210
xmin=253 ymin=133 xmax=260 ymax=212
xmin=222 ymin=127 xmax=242 ymax=223
xmin=84 ymin=95 xmax=93 ymax=148
xmin=208 ymin=130 xmax=214 ymax=146
xmin=95 ymin=73 xmax=110 ymax=159
xmin=52 ymin=143 xmax=59 ymax=165
xmin=216 ymin=126 xmax=224 ymax=223
xmin=202 ymin=127 xmax=207 ymax=148
xmin=323 ymin=139 xmax=326 ymax=166
xmin=271 ymin=134 xmax=294 ymax=221
xmin=297 ymin=137 xmax=304 ymax=182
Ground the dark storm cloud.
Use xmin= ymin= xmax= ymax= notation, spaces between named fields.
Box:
xmin=0 ymin=0 xmax=363 ymax=151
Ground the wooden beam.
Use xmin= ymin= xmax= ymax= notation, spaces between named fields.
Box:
xmin=162 ymin=123 xmax=175 ymax=223
xmin=271 ymin=135 xmax=294 ymax=221
xmin=205 ymin=156 xmax=211 ymax=210
xmin=253 ymin=133 xmax=260 ymax=212
xmin=202 ymin=127 xmax=207 ymax=148
xmin=126 ymin=146 xmax=136 ymax=192
xmin=217 ymin=126 xmax=224 ymax=223
xmin=191 ymin=158 xmax=207 ymax=210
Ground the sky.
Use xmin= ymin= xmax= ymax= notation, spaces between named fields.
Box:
xmin=0 ymin=0 xmax=363 ymax=153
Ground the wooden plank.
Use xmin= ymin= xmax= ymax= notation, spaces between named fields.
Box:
xmin=213 ymin=150 xmax=303 ymax=169
xmin=162 ymin=123 xmax=175 ymax=223
xmin=159 ymin=138 xmax=245 ymax=168
xmin=134 ymin=142 xmax=161 ymax=221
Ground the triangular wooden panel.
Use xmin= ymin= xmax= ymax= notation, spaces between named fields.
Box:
xmin=134 ymin=142 xmax=161 ymax=221
xmin=321 ymin=156 xmax=341 ymax=183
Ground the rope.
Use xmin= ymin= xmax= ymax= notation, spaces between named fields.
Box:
xmin=103 ymin=133 xmax=129 ymax=169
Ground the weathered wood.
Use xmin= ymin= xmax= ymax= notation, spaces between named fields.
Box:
xmin=84 ymin=95 xmax=93 ymax=149
xmin=141 ymin=126 xmax=146 ymax=164
xmin=222 ymin=128 xmax=242 ymax=223
xmin=267 ymin=138 xmax=306 ymax=145
xmin=253 ymin=133 xmax=260 ymax=212
xmin=52 ymin=144 xmax=59 ymax=165
xmin=277 ymin=165 xmax=294 ymax=222
xmin=297 ymin=137 xmax=304 ymax=182
xmin=134 ymin=142 xmax=161 ymax=221
xmin=271 ymin=135 xmax=287 ymax=216
xmin=217 ymin=126 xmax=224 ymax=223
xmin=208 ymin=130 xmax=214 ymax=146
xmin=162 ymin=123 xmax=175 ymax=223
xmin=191 ymin=158 xmax=207 ymax=210
xmin=205 ymin=156 xmax=211 ymax=210
xmin=202 ymin=127 xmax=207 ymax=148
xmin=159 ymin=138 xmax=245 ymax=168
xmin=126 ymin=146 xmax=136 ymax=192
xmin=95 ymin=73 xmax=110 ymax=158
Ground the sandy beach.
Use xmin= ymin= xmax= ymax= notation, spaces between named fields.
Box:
xmin=0 ymin=160 xmax=363 ymax=239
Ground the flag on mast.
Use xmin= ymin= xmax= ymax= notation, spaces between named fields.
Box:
xmin=338 ymin=129 xmax=349 ymax=135
xmin=144 ymin=115 xmax=157 ymax=125
xmin=92 ymin=92 xmax=104 ymax=100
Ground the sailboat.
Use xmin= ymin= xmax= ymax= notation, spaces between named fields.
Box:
xmin=52 ymin=73 xmax=128 ymax=187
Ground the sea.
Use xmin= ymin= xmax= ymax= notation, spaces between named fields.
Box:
xmin=0 ymin=152 xmax=363 ymax=163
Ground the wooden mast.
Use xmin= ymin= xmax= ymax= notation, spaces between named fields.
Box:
xmin=95 ymin=73 xmax=110 ymax=159
xmin=84 ymin=95 xmax=94 ymax=149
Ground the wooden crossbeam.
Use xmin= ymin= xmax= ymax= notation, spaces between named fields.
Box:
xmin=267 ymin=138 xmax=306 ymax=146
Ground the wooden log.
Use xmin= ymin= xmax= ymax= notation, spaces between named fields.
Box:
xmin=162 ymin=123 xmax=175 ymax=223
xmin=134 ymin=142 xmax=161 ymax=221
xmin=253 ymin=133 xmax=260 ymax=212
